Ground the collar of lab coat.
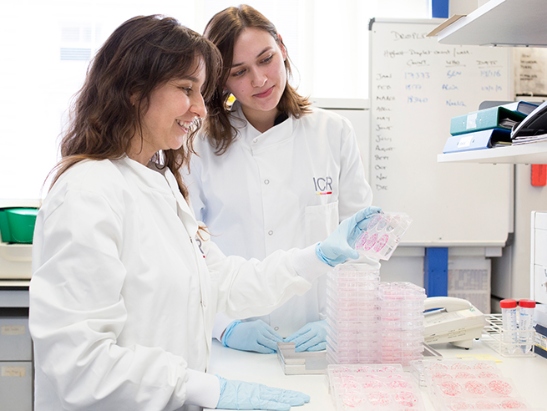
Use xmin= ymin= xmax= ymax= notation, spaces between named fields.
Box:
xmin=121 ymin=156 xmax=199 ymax=237
xmin=230 ymin=100 xmax=295 ymax=147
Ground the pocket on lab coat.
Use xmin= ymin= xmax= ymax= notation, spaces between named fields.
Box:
xmin=304 ymin=201 xmax=339 ymax=245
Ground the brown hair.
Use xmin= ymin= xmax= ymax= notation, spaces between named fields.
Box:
xmin=203 ymin=4 xmax=311 ymax=155
xmin=50 ymin=15 xmax=222 ymax=199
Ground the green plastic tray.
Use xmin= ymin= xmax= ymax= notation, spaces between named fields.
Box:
xmin=0 ymin=208 xmax=39 ymax=244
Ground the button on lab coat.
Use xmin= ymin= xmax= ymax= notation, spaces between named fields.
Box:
xmin=29 ymin=157 xmax=325 ymax=411
xmin=185 ymin=102 xmax=377 ymax=337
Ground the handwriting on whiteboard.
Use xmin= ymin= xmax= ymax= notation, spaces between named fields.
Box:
xmin=371 ymin=29 xmax=507 ymax=193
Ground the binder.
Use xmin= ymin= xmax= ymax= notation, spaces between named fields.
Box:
xmin=500 ymin=101 xmax=539 ymax=115
xmin=478 ymin=100 xmax=539 ymax=115
xmin=442 ymin=128 xmax=512 ymax=153
xmin=450 ymin=106 xmax=527 ymax=136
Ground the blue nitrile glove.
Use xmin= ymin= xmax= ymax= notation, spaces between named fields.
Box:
xmin=284 ymin=320 xmax=327 ymax=352
xmin=221 ymin=320 xmax=283 ymax=354
xmin=216 ymin=376 xmax=310 ymax=410
xmin=316 ymin=206 xmax=382 ymax=266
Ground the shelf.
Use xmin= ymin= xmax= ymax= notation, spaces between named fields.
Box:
xmin=437 ymin=141 xmax=547 ymax=164
xmin=0 ymin=280 xmax=30 ymax=288
xmin=0 ymin=199 xmax=40 ymax=209
xmin=431 ymin=0 xmax=547 ymax=47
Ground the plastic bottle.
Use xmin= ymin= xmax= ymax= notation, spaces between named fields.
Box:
xmin=499 ymin=299 xmax=518 ymax=355
xmin=518 ymin=299 xmax=536 ymax=354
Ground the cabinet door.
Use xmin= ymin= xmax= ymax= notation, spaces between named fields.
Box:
xmin=533 ymin=265 xmax=547 ymax=305
xmin=0 ymin=361 xmax=33 ymax=411
xmin=0 ymin=317 xmax=32 ymax=361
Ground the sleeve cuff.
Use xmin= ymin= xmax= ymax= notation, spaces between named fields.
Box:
xmin=291 ymin=244 xmax=332 ymax=283
xmin=212 ymin=312 xmax=236 ymax=341
xmin=184 ymin=369 xmax=221 ymax=408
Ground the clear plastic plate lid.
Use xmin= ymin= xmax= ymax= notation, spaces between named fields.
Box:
xmin=355 ymin=212 xmax=413 ymax=261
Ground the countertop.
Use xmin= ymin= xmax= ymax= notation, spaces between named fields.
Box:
xmin=3 ymin=283 xmax=545 ymax=410
xmin=206 ymin=339 xmax=547 ymax=411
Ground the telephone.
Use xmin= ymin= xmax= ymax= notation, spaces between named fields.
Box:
xmin=511 ymin=100 xmax=547 ymax=138
xmin=424 ymin=296 xmax=486 ymax=349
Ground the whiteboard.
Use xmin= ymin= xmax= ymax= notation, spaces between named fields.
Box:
xmin=369 ymin=18 xmax=513 ymax=246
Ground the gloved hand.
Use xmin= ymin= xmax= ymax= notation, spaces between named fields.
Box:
xmin=221 ymin=320 xmax=283 ymax=354
xmin=216 ymin=376 xmax=310 ymax=410
xmin=284 ymin=320 xmax=327 ymax=352
xmin=316 ymin=206 xmax=382 ymax=266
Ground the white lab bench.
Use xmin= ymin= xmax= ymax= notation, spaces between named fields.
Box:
xmin=207 ymin=339 xmax=547 ymax=411
xmin=4 ymin=280 xmax=546 ymax=411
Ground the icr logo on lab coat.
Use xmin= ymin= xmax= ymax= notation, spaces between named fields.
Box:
xmin=313 ymin=176 xmax=332 ymax=195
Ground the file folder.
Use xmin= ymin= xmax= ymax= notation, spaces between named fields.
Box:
xmin=442 ymin=128 xmax=512 ymax=153
xmin=478 ymin=101 xmax=539 ymax=115
xmin=500 ymin=101 xmax=539 ymax=115
xmin=450 ymin=106 xmax=527 ymax=136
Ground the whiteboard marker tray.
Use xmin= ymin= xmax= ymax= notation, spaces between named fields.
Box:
xmin=276 ymin=342 xmax=327 ymax=375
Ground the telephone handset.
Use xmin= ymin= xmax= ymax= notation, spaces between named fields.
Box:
xmin=425 ymin=296 xmax=477 ymax=313
xmin=424 ymin=296 xmax=485 ymax=349
xmin=511 ymin=100 xmax=547 ymax=138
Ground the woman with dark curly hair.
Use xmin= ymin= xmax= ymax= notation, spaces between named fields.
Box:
xmin=28 ymin=14 xmax=380 ymax=411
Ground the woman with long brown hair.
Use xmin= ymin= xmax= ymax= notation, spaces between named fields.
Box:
xmin=28 ymin=14 xmax=379 ymax=411
xmin=185 ymin=5 xmax=378 ymax=355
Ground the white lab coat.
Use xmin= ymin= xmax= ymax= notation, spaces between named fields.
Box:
xmin=28 ymin=157 xmax=326 ymax=411
xmin=184 ymin=101 xmax=377 ymax=337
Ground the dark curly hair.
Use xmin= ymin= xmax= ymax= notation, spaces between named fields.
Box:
xmin=50 ymin=14 xmax=222 ymax=199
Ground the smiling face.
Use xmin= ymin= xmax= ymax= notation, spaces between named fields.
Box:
xmin=128 ymin=58 xmax=207 ymax=165
xmin=225 ymin=27 xmax=287 ymax=130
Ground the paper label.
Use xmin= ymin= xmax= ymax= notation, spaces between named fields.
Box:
xmin=1 ymin=325 xmax=25 ymax=335
xmin=466 ymin=113 xmax=478 ymax=129
xmin=457 ymin=135 xmax=473 ymax=148
xmin=1 ymin=366 xmax=26 ymax=377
